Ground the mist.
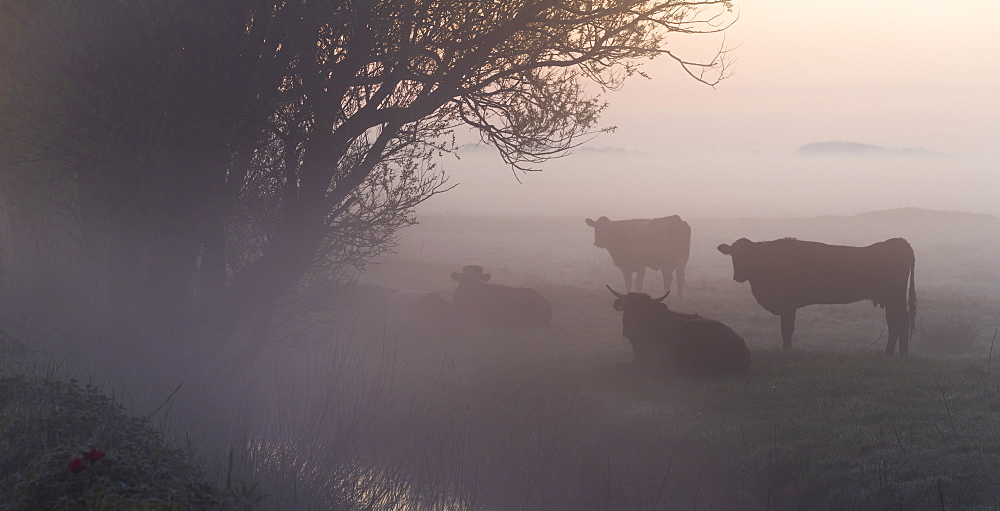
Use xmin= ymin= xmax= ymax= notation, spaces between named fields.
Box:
xmin=421 ymin=0 xmax=1000 ymax=220
xmin=3 ymin=1 xmax=1000 ymax=509
xmin=424 ymin=145 xmax=998 ymax=219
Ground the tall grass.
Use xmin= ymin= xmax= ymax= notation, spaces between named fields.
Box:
xmin=916 ymin=313 xmax=982 ymax=355
xmin=7 ymin=213 xmax=1000 ymax=509
xmin=193 ymin=293 xmax=1000 ymax=510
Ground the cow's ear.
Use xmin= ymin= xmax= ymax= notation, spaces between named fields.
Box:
xmin=450 ymin=272 xmax=463 ymax=282
xmin=717 ymin=243 xmax=732 ymax=255
xmin=585 ymin=218 xmax=595 ymax=227
xmin=613 ymin=298 xmax=625 ymax=311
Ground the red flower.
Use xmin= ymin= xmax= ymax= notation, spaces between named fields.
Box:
xmin=68 ymin=457 xmax=87 ymax=473
xmin=83 ymin=449 xmax=105 ymax=463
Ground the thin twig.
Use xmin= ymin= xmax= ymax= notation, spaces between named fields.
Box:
xmin=603 ymin=456 xmax=612 ymax=511
xmin=743 ymin=363 xmax=752 ymax=393
xmin=984 ymin=328 xmax=997 ymax=394
xmin=936 ymin=380 xmax=959 ymax=436
xmin=893 ymin=427 xmax=905 ymax=453
xmin=652 ymin=427 xmax=697 ymax=510
xmin=859 ymin=330 xmax=885 ymax=351
xmin=147 ymin=381 xmax=183 ymax=418
xmin=520 ymin=387 xmax=580 ymax=511
xmin=693 ymin=470 xmax=702 ymax=511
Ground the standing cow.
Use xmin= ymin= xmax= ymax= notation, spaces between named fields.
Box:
xmin=450 ymin=265 xmax=553 ymax=327
xmin=717 ymin=237 xmax=917 ymax=355
xmin=585 ymin=216 xmax=691 ymax=297
xmin=607 ymin=286 xmax=750 ymax=376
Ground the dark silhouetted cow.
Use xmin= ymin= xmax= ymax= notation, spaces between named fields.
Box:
xmin=608 ymin=286 xmax=750 ymax=376
xmin=450 ymin=265 xmax=552 ymax=327
xmin=349 ymin=285 xmax=469 ymax=340
xmin=386 ymin=290 xmax=469 ymax=339
xmin=717 ymin=237 xmax=917 ymax=355
xmin=585 ymin=216 xmax=691 ymax=297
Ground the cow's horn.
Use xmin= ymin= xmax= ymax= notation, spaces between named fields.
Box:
xmin=606 ymin=285 xmax=625 ymax=298
xmin=653 ymin=291 xmax=670 ymax=302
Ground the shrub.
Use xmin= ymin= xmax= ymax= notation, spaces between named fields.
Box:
xmin=0 ymin=376 xmax=225 ymax=510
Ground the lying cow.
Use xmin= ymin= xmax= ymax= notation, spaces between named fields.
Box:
xmin=349 ymin=284 xmax=468 ymax=340
xmin=386 ymin=290 xmax=469 ymax=339
xmin=450 ymin=265 xmax=552 ymax=327
xmin=608 ymin=286 xmax=750 ymax=376
xmin=717 ymin=237 xmax=917 ymax=355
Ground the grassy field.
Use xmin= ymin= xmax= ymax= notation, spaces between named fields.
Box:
xmin=8 ymin=208 xmax=1000 ymax=510
xmin=321 ymin=209 xmax=1000 ymax=510
xmin=399 ymin=345 xmax=1000 ymax=510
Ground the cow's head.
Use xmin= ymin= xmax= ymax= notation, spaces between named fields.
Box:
xmin=451 ymin=265 xmax=491 ymax=283
xmin=608 ymin=285 xmax=669 ymax=338
xmin=717 ymin=238 xmax=756 ymax=282
xmin=585 ymin=216 xmax=613 ymax=248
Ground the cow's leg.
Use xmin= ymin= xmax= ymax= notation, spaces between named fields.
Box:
xmin=884 ymin=306 xmax=904 ymax=356
xmin=899 ymin=308 xmax=910 ymax=356
xmin=661 ymin=269 xmax=674 ymax=297
xmin=780 ymin=310 xmax=796 ymax=350
xmin=621 ymin=268 xmax=634 ymax=292
xmin=635 ymin=267 xmax=646 ymax=293
xmin=675 ymin=266 xmax=686 ymax=299
xmin=883 ymin=315 xmax=898 ymax=356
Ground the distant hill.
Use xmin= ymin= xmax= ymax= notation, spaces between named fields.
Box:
xmin=851 ymin=207 xmax=998 ymax=223
xmin=796 ymin=141 xmax=946 ymax=157
xmin=688 ymin=207 xmax=1000 ymax=250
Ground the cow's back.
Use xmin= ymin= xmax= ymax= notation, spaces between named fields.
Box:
xmin=389 ymin=291 xmax=468 ymax=338
xmin=635 ymin=216 xmax=691 ymax=270
xmin=453 ymin=281 xmax=552 ymax=327
xmin=749 ymin=238 xmax=909 ymax=275
xmin=347 ymin=289 xmax=464 ymax=341
xmin=747 ymin=238 xmax=914 ymax=310
xmin=509 ymin=287 xmax=553 ymax=326
xmin=628 ymin=309 xmax=749 ymax=376
xmin=671 ymin=317 xmax=751 ymax=376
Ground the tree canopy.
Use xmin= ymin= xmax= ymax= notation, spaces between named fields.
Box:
xmin=0 ymin=0 xmax=733 ymax=370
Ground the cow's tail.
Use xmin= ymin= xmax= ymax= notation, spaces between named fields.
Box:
xmin=680 ymin=220 xmax=693 ymax=266
xmin=907 ymin=241 xmax=917 ymax=337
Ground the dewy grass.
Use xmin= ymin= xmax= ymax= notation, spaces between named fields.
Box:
xmin=331 ymin=233 xmax=1000 ymax=510
xmin=8 ymin=292 xmax=1000 ymax=510
xmin=0 ymin=370 xmax=225 ymax=509
xmin=6 ymin=214 xmax=1000 ymax=510
xmin=407 ymin=347 xmax=1000 ymax=510
xmin=916 ymin=312 xmax=983 ymax=355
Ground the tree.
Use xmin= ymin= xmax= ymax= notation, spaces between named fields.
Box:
xmin=0 ymin=0 xmax=733 ymax=372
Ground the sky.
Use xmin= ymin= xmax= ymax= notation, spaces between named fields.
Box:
xmin=422 ymin=0 xmax=1000 ymax=219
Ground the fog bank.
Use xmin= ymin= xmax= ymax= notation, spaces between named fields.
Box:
xmin=423 ymin=147 xmax=998 ymax=219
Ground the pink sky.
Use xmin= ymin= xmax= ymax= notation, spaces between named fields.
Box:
xmin=427 ymin=1 xmax=1000 ymax=218
xmin=606 ymin=0 xmax=999 ymax=155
